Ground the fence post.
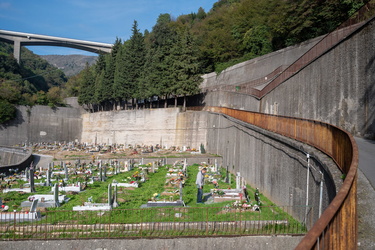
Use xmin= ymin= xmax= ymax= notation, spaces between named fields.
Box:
xmin=206 ymin=207 xmax=209 ymax=236
xmin=13 ymin=210 xmax=16 ymax=240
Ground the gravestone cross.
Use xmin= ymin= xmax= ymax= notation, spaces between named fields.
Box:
xmin=112 ymin=185 xmax=119 ymax=208
xmin=103 ymin=164 xmax=107 ymax=181
xmin=54 ymin=183 xmax=60 ymax=207
xmin=179 ymin=181 xmax=183 ymax=201
xmin=108 ymin=184 xmax=112 ymax=208
xmin=46 ymin=165 xmax=51 ymax=186
xmin=25 ymin=167 xmax=29 ymax=180
xmin=64 ymin=162 xmax=69 ymax=181
xmin=29 ymin=163 xmax=36 ymax=193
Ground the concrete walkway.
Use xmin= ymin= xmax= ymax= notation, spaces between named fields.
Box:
xmin=355 ymin=137 xmax=375 ymax=249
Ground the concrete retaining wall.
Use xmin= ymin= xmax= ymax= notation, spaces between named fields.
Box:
xmin=0 ymin=105 xmax=82 ymax=146
xmin=201 ymin=36 xmax=321 ymax=90
xmin=80 ymin=108 xmax=207 ymax=149
xmin=260 ymin=18 xmax=375 ymax=139
xmin=0 ymin=235 xmax=304 ymax=250
xmin=202 ymin=17 xmax=375 ymax=139
xmin=206 ymin=112 xmax=340 ymax=228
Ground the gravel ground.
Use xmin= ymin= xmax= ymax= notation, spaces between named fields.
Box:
xmin=357 ymin=169 xmax=375 ymax=249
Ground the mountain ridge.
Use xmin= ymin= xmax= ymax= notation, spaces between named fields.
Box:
xmin=40 ymin=54 xmax=97 ymax=77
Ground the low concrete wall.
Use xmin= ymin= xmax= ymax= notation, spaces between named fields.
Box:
xmin=0 ymin=146 xmax=33 ymax=173
xmin=0 ymin=235 xmax=304 ymax=250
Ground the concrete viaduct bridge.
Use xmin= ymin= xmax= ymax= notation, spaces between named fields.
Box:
xmin=0 ymin=29 xmax=113 ymax=63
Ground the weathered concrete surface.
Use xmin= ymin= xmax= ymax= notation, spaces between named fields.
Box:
xmin=201 ymin=36 xmax=321 ymax=90
xmin=260 ymin=18 xmax=375 ymax=139
xmin=0 ymin=235 xmax=304 ymax=250
xmin=81 ymin=108 xmax=207 ymax=149
xmin=202 ymin=17 xmax=375 ymax=139
xmin=206 ymin=112 xmax=341 ymax=228
xmin=0 ymin=105 xmax=82 ymax=146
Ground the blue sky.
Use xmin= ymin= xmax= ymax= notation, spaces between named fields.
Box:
xmin=0 ymin=0 xmax=217 ymax=55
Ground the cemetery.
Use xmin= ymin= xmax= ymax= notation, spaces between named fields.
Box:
xmin=0 ymin=142 xmax=305 ymax=239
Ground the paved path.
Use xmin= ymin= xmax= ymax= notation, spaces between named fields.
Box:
xmin=355 ymin=137 xmax=375 ymax=249
xmin=356 ymin=137 xmax=375 ymax=188
xmin=32 ymin=154 xmax=53 ymax=168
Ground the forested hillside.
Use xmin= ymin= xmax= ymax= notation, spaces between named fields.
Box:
xmin=41 ymin=55 xmax=98 ymax=77
xmin=0 ymin=42 xmax=67 ymax=123
xmin=0 ymin=0 xmax=368 ymax=123
xmin=71 ymin=0 xmax=366 ymax=112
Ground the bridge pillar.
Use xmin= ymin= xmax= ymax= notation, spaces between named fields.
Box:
xmin=13 ymin=40 xmax=21 ymax=63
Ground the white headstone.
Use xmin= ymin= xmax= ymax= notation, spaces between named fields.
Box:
xmin=30 ymin=199 xmax=39 ymax=213
xmin=236 ymin=172 xmax=241 ymax=190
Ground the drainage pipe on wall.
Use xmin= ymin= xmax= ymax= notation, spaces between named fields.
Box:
xmin=304 ymin=153 xmax=310 ymax=225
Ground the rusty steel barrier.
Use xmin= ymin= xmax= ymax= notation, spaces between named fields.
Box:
xmin=206 ymin=106 xmax=358 ymax=249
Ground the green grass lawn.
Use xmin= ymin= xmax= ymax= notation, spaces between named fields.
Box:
xmin=0 ymin=163 xmax=306 ymax=236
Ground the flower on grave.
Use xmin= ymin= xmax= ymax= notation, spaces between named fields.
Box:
xmin=213 ymin=189 xmax=225 ymax=197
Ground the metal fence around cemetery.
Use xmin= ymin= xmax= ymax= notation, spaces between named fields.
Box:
xmin=0 ymin=205 xmax=308 ymax=240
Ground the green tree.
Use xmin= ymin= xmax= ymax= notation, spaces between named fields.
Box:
xmin=78 ymin=63 xmax=95 ymax=106
xmin=170 ymin=29 xmax=203 ymax=108
xmin=242 ymin=25 xmax=273 ymax=56
xmin=0 ymin=99 xmax=16 ymax=124
xmin=114 ymin=20 xmax=146 ymax=109
xmin=46 ymin=86 xmax=63 ymax=107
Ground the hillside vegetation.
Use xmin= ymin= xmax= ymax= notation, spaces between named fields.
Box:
xmin=41 ymin=55 xmax=98 ymax=77
xmin=71 ymin=0 xmax=367 ymax=112
xmin=0 ymin=0 xmax=368 ymax=123
xmin=0 ymin=42 xmax=68 ymax=123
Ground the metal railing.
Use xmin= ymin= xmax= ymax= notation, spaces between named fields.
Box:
xmin=206 ymin=107 xmax=358 ymax=249
xmin=0 ymin=205 xmax=307 ymax=240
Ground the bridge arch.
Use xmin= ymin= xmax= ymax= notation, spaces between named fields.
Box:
xmin=0 ymin=29 xmax=113 ymax=63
